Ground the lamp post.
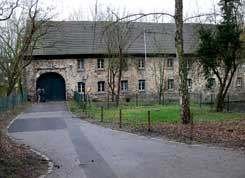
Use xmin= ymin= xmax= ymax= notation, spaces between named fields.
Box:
xmin=82 ymin=76 xmax=88 ymax=101
xmin=82 ymin=75 xmax=88 ymax=112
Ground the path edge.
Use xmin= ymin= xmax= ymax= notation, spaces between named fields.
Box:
xmin=6 ymin=114 xmax=54 ymax=178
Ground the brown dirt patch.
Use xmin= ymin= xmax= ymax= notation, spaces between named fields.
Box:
xmin=0 ymin=103 xmax=49 ymax=178
xmin=134 ymin=119 xmax=245 ymax=148
xmin=82 ymin=113 xmax=245 ymax=149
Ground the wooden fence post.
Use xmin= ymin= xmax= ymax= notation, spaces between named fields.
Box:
xmin=101 ymin=107 xmax=104 ymax=122
xmin=119 ymin=109 xmax=122 ymax=128
xmin=227 ymin=94 xmax=230 ymax=112
xmin=199 ymin=92 xmax=202 ymax=108
xmin=190 ymin=113 xmax=194 ymax=142
xmin=148 ymin=111 xmax=151 ymax=132
xmin=136 ymin=94 xmax=138 ymax=107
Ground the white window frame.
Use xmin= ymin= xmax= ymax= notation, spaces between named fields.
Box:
xmin=138 ymin=58 xmax=145 ymax=69
xmin=78 ymin=82 xmax=85 ymax=93
xmin=98 ymin=81 xmax=105 ymax=93
xmin=97 ymin=58 xmax=104 ymax=69
xmin=187 ymin=79 xmax=192 ymax=89
xmin=187 ymin=59 xmax=192 ymax=71
xmin=121 ymin=80 xmax=128 ymax=92
xmin=236 ymin=77 xmax=242 ymax=87
xmin=78 ymin=59 xmax=84 ymax=70
xmin=168 ymin=79 xmax=174 ymax=90
xmin=138 ymin=80 xmax=145 ymax=91
xmin=167 ymin=58 xmax=174 ymax=68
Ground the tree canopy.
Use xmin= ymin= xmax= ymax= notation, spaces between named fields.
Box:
xmin=198 ymin=0 xmax=243 ymax=112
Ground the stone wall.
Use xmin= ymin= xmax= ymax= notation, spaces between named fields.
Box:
xmin=25 ymin=57 xmax=245 ymax=101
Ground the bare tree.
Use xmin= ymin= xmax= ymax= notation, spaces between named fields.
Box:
xmin=69 ymin=1 xmax=212 ymax=122
xmin=104 ymin=25 xmax=120 ymax=102
xmin=95 ymin=7 xmax=142 ymax=106
xmin=103 ymin=20 xmax=136 ymax=107
xmin=68 ymin=7 xmax=84 ymax=21
xmin=110 ymin=1 xmax=192 ymax=123
xmin=150 ymin=29 xmax=168 ymax=105
xmin=0 ymin=0 xmax=19 ymax=21
xmin=151 ymin=58 xmax=166 ymax=104
xmin=0 ymin=0 xmax=52 ymax=96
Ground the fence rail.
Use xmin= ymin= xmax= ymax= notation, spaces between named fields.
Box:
xmin=0 ymin=91 xmax=28 ymax=113
xmin=73 ymin=91 xmax=245 ymax=112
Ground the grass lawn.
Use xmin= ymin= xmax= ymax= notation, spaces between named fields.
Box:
xmin=68 ymin=100 xmax=244 ymax=125
xmin=68 ymin=100 xmax=245 ymax=147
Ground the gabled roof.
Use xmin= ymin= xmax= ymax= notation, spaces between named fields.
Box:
xmin=33 ymin=21 xmax=203 ymax=58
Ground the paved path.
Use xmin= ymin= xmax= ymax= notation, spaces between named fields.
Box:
xmin=8 ymin=102 xmax=245 ymax=178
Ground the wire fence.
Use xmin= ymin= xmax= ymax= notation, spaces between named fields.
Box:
xmin=72 ymin=91 xmax=245 ymax=145
xmin=74 ymin=91 xmax=245 ymax=112
xmin=73 ymin=91 xmax=245 ymax=129
xmin=0 ymin=91 xmax=28 ymax=113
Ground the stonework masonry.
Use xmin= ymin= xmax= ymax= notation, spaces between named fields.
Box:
xmin=25 ymin=57 xmax=245 ymax=102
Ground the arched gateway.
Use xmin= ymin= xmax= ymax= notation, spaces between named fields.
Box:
xmin=36 ymin=72 xmax=66 ymax=101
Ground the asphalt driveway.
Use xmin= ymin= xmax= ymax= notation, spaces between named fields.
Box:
xmin=8 ymin=102 xmax=245 ymax=178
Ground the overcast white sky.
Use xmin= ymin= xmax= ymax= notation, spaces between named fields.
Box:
xmin=41 ymin=0 xmax=220 ymax=21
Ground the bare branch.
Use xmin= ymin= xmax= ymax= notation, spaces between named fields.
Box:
xmin=112 ymin=12 xmax=174 ymax=23
xmin=0 ymin=0 xmax=52 ymax=95
xmin=0 ymin=0 xmax=19 ymax=21
xmin=183 ymin=12 xmax=220 ymax=22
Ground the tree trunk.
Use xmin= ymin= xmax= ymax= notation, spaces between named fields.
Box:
xmin=175 ymin=0 xmax=191 ymax=124
xmin=159 ymin=91 xmax=162 ymax=104
xmin=116 ymin=47 xmax=123 ymax=107
xmin=216 ymin=92 xmax=225 ymax=112
xmin=108 ymin=67 xmax=116 ymax=102
xmin=112 ymin=73 xmax=115 ymax=102
xmin=215 ymin=67 xmax=236 ymax=112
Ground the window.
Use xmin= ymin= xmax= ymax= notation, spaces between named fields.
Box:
xmin=187 ymin=79 xmax=192 ymax=89
xmin=138 ymin=80 xmax=145 ymax=91
xmin=97 ymin=58 xmax=104 ymax=69
xmin=168 ymin=79 xmax=174 ymax=90
xmin=77 ymin=59 xmax=84 ymax=70
xmin=121 ymin=80 xmax=128 ymax=92
xmin=187 ymin=59 xmax=192 ymax=71
xmin=138 ymin=58 xmax=145 ymax=69
xmin=167 ymin=58 xmax=174 ymax=68
xmin=98 ymin=81 xmax=105 ymax=92
xmin=236 ymin=77 xmax=242 ymax=87
xmin=207 ymin=78 xmax=216 ymax=89
xmin=78 ymin=82 xmax=85 ymax=93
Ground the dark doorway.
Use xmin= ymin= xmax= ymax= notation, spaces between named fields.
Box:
xmin=36 ymin=72 xmax=66 ymax=101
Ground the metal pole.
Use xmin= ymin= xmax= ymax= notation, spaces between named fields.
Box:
xmin=101 ymin=107 xmax=104 ymax=122
xmin=144 ymin=30 xmax=147 ymax=61
xmin=227 ymin=94 xmax=230 ymax=112
xmin=119 ymin=109 xmax=122 ymax=128
xmin=148 ymin=111 xmax=151 ymax=132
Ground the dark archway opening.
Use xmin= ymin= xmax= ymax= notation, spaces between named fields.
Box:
xmin=36 ymin=72 xmax=66 ymax=101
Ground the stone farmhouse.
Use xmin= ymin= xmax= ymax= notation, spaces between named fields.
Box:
xmin=25 ymin=21 xmax=245 ymax=102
